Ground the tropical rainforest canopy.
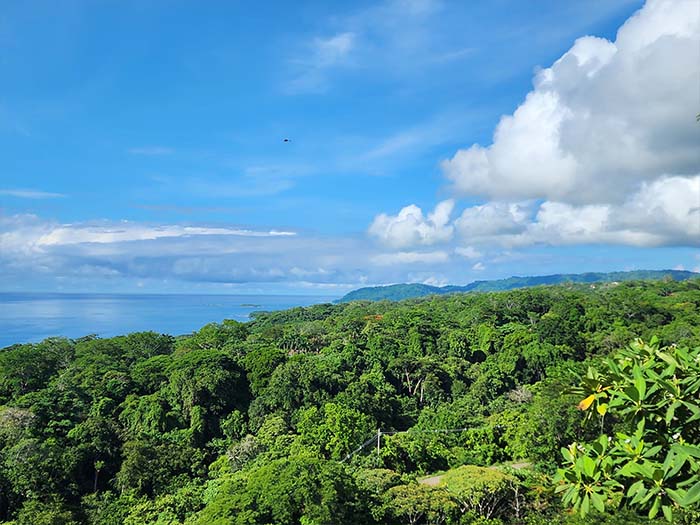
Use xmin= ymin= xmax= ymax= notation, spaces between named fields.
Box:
xmin=1 ymin=279 xmax=699 ymax=524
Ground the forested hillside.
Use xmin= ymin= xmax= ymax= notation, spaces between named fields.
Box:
xmin=1 ymin=279 xmax=699 ymax=524
xmin=338 ymin=270 xmax=698 ymax=302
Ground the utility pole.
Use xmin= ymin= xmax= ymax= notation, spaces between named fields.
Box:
xmin=376 ymin=428 xmax=381 ymax=467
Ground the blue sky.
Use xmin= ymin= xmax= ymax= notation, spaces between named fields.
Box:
xmin=1 ymin=0 xmax=698 ymax=295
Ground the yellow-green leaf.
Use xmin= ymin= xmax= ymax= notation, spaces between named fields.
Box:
xmin=578 ymin=394 xmax=596 ymax=411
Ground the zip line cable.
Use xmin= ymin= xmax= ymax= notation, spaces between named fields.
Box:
xmin=340 ymin=434 xmax=379 ymax=463
xmin=381 ymin=428 xmax=470 ymax=435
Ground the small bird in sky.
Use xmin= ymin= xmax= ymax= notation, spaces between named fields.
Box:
xmin=283 ymin=138 xmax=291 ymax=143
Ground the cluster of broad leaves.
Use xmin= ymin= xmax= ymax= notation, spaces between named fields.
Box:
xmin=555 ymin=338 xmax=700 ymax=521
xmin=0 ymin=279 xmax=699 ymax=524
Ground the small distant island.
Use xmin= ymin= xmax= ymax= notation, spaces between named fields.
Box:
xmin=338 ymin=269 xmax=698 ymax=302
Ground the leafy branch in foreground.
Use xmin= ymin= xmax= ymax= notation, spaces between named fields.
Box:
xmin=555 ymin=338 xmax=700 ymax=521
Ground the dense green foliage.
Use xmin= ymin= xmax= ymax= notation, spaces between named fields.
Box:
xmin=1 ymin=279 xmax=699 ymax=524
xmin=338 ymin=270 xmax=698 ymax=302
xmin=555 ymin=338 xmax=700 ymax=522
xmin=341 ymin=283 xmax=445 ymax=302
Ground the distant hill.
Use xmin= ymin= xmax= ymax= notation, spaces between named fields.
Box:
xmin=338 ymin=269 xmax=698 ymax=302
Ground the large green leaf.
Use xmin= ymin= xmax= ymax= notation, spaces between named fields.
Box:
xmin=681 ymin=480 xmax=700 ymax=506
xmin=590 ymin=491 xmax=605 ymax=513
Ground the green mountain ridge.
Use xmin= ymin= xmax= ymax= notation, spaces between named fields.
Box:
xmin=338 ymin=269 xmax=698 ymax=302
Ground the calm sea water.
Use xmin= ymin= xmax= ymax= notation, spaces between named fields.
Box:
xmin=0 ymin=293 xmax=337 ymax=348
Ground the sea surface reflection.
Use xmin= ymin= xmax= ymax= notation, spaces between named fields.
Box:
xmin=0 ymin=293 xmax=336 ymax=347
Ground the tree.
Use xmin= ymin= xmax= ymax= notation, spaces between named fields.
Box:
xmin=383 ymin=483 xmax=453 ymax=525
xmin=0 ymin=338 xmax=73 ymax=402
xmin=296 ymin=402 xmax=374 ymax=460
xmin=13 ymin=498 xmax=78 ymax=525
xmin=189 ymin=454 xmax=359 ymax=525
xmin=165 ymin=349 xmax=248 ymax=442
xmin=440 ymin=465 xmax=517 ymax=520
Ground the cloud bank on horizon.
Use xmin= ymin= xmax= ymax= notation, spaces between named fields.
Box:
xmin=0 ymin=0 xmax=698 ymax=294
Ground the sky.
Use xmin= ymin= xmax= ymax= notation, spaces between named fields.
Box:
xmin=1 ymin=0 xmax=698 ymax=296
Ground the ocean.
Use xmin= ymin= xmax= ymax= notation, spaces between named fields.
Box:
xmin=0 ymin=293 xmax=337 ymax=348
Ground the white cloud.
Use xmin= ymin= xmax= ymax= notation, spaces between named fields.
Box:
xmin=528 ymin=175 xmax=700 ymax=247
xmin=289 ymin=266 xmax=332 ymax=277
xmin=180 ymin=174 xmax=296 ymax=198
xmin=422 ymin=275 xmax=448 ymax=286
xmin=286 ymin=0 xmax=461 ymax=94
xmin=525 ymin=202 xmax=614 ymax=245
xmin=455 ymin=202 xmax=532 ymax=241
xmin=371 ymin=0 xmax=699 ymax=252
xmin=34 ymin=223 xmax=295 ymax=246
xmin=454 ymin=246 xmax=481 ymax=259
xmin=0 ymin=189 xmax=65 ymax=199
xmin=1 ymin=208 xmax=695 ymax=293
xmin=371 ymin=250 xmax=450 ymax=266
xmin=612 ymin=175 xmax=700 ymax=245
xmin=287 ymin=32 xmax=356 ymax=93
xmin=362 ymin=111 xmax=476 ymax=162
xmin=0 ymin=214 xmax=452 ymax=290
xmin=442 ymin=0 xmax=700 ymax=204
xmin=452 ymin=175 xmax=699 ymax=248
xmin=368 ymin=200 xmax=455 ymax=248
xmin=312 ymin=32 xmax=356 ymax=68
xmin=0 ymin=215 xmax=298 ymax=263
xmin=430 ymin=47 xmax=474 ymax=64
xmin=74 ymin=264 xmax=121 ymax=277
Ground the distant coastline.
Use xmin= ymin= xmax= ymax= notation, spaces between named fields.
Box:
xmin=338 ymin=269 xmax=698 ymax=303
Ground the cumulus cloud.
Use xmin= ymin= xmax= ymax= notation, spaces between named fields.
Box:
xmin=454 ymin=202 xmax=532 ymax=241
xmin=442 ymin=0 xmax=699 ymax=204
xmin=369 ymin=0 xmax=699 ymax=251
xmin=526 ymin=202 xmax=617 ymax=245
xmin=531 ymin=175 xmax=700 ymax=247
xmin=453 ymin=175 xmax=699 ymax=247
xmin=612 ymin=175 xmax=700 ymax=245
xmin=368 ymin=200 xmax=455 ymax=248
